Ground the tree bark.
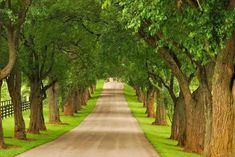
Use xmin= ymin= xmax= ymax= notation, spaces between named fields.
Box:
xmin=146 ymin=86 xmax=156 ymax=118
xmin=48 ymin=82 xmax=61 ymax=124
xmin=191 ymin=87 xmax=206 ymax=153
xmin=136 ymin=86 xmax=144 ymax=102
xmin=78 ymin=88 xmax=83 ymax=109
xmin=27 ymin=83 xmax=47 ymax=132
xmin=28 ymin=80 xmax=42 ymax=134
xmin=0 ymin=28 xmax=16 ymax=80
xmin=143 ymin=95 xmax=147 ymax=107
xmin=64 ymin=91 xmax=74 ymax=116
xmin=207 ymin=32 xmax=235 ymax=157
xmin=81 ymin=88 xmax=87 ymax=106
xmin=92 ymin=84 xmax=96 ymax=92
xmin=88 ymin=87 xmax=91 ymax=100
xmin=38 ymin=101 xmax=46 ymax=131
xmin=84 ymin=88 xmax=90 ymax=102
xmin=170 ymin=94 xmax=186 ymax=146
xmin=197 ymin=64 xmax=213 ymax=157
xmin=90 ymin=85 xmax=94 ymax=94
xmin=6 ymin=69 xmax=26 ymax=139
xmin=153 ymin=86 xmax=167 ymax=125
xmin=73 ymin=91 xmax=78 ymax=113
xmin=170 ymin=79 xmax=207 ymax=153
xmin=76 ymin=89 xmax=82 ymax=111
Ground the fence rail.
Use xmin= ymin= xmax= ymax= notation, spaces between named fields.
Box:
xmin=0 ymin=97 xmax=30 ymax=119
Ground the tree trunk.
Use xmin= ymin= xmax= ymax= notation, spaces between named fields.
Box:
xmin=28 ymin=80 xmax=42 ymax=134
xmin=133 ymin=85 xmax=138 ymax=96
xmin=90 ymin=85 xmax=94 ymax=94
xmin=6 ymin=69 xmax=26 ymax=139
xmin=84 ymin=88 xmax=90 ymax=102
xmin=64 ymin=92 xmax=74 ymax=116
xmin=61 ymin=87 xmax=66 ymax=112
xmin=169 ymin=79 xmax=197 ymax=153
xmin=81 ymin=88 xmax=87 ymax=106
xmin=48 ymin=82 xmax=61 ymax=124
xmin=146 ymin=86 xmax=156 ymax=118
xmin=0 ymin=28 xmax=16 ymax=80
xmin=170 ymin=101 xmax=179 ymax=140
xmin=159 ymin=55 xmax=211 ymax=153
xmin=136 ymin=86 xmax=143 ymax=102
xmin=207 ymin=32 xmax=235 ymax=157
xmin=0 ymin=22 xmax=20 ymax=148
xmin=170 ymin=94 xmax=186 ymax=146
xmin=76 ymin=89 xmax=82 ymax=111
xmin=0 ymin=81 xmax=6 ymax=148
xmin=92 ymin=84 xmax=96 ymax=92
xmin=190 ymin=87 xmax=206 ymax=153
xmin=38 ymin=101 xmax=46 ymax=131
xmin=158 ymin=47 xmax=199 ymax=152
xmin=198 ymin=64 xmax=214 ymax=157
xmin=73 ymin=91 xmax=78 ymax=113
xmin=175 ymin=85 xmax=206 ymax=153
xmin=153 ymin=87 xmax=167 ymax=125
xmin=143 ymin=95 xmax=147 ymax=107
xmin=88 ymin=88 xmax=91 ymax=99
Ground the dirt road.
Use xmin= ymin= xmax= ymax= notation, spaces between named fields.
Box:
xmin=17 ymin=82 xmax=160 ymax=157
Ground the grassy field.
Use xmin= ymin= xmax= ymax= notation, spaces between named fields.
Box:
xmin=0 ymin=80 xmax=104 ymax=157
xmin=124 ymin=84 xmax=202 ymax=157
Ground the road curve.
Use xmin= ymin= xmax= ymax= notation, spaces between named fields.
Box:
xmin=17 ymin=82 xmax=160 ymax=157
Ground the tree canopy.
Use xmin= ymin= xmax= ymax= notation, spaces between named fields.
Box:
xmin=0 ymin=0 xmax=235 ymax=157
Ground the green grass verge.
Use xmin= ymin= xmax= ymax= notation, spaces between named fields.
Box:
xmin=124 ymin=84 xmax=202 ymax=157
xmin=0 ymin=80 xmax=104 ymax=157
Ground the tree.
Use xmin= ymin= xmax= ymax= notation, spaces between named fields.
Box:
xmin=0 ymin=0 xmax=31 ymax=147
xmin=20 ymin=1 xmax=64 ymax=133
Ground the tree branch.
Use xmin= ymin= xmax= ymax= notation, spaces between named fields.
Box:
xmin=39 ymin=45 xmax=49 ymax=78
xmin=40 ymin=51 xmax=55 ymax=80
xmin=81 ymin=22 xmax=101 ymax=38
xmin=42 ymin=79 xmax=57 ymax=93
xmin=0 ymin=27 xmax=16 ymax=80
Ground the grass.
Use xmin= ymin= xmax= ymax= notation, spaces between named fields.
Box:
xmin=124 ymin=84 xmax=202 ymax=157
xmin=0 ymin=80 xmax=104 ymax=157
